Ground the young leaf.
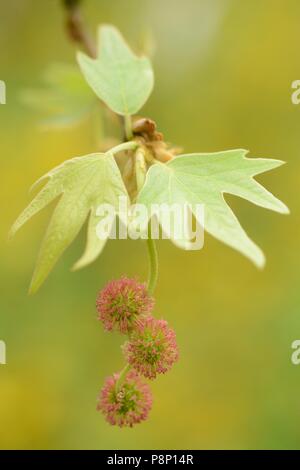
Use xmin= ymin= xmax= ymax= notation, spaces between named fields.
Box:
xmin=77 ymin=25 xmax=154 ymax=116
xmin=10 ymin=153 xmax=129 ymax=293
xmin=20 ymin=63 xmax=96 ymax=129
xmin=137 ymin=150 xmax=289 ymax=267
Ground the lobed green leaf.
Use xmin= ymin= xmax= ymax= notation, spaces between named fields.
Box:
xmin=137 ymin=150 xmax=289 ymax=267
xmin=10 ymin=153 xmax=129 ymax=293
xmin=77 ymin=25 xmax=154 ymax=116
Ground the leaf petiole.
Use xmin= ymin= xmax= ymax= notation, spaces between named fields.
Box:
xmin=110 ymin=141 xmax=139 ymax=156
xmin=124 ymin=114 xmax=133 ymax=140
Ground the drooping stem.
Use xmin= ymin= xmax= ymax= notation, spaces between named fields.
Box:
xmin=146 ymin=231 xmax=158 ymax=295
xmin=115 ymin=363 xmax=131 ymax=392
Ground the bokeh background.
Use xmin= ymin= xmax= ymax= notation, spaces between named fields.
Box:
xmin=0 ymin=0 xmax=299 ymax=450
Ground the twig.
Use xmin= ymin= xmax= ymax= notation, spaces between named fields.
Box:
xmin=62 ymin=0 xmax=97 ymax=58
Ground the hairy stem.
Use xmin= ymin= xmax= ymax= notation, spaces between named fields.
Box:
xmin=146 ymin=232 xmax=158 ymax=295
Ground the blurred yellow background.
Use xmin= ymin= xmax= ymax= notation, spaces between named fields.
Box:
xmin=0 ymin=0 xmax=300 ymax=449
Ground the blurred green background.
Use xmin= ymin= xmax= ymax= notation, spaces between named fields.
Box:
xmin=0 ymin=0 xmax=299 ymax=450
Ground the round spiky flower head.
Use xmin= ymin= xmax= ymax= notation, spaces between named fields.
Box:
xmin=123 ymin=316 xmax=179 ymax=379
xmin=96 ymin=277 xmax=154 ymax=334
xmin=97 ymin=370 xmax=152 ymax=427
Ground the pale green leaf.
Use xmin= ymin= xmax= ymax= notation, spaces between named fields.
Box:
xmin=137 ymin=150 xmax=289 ymax=267
xmin=20 ymin=63 xmax=96 ymax=129
xmin=77 ymin=25 xmax=154 ymax=115
xmin=10 ymin=153 xmax=129 ymax=293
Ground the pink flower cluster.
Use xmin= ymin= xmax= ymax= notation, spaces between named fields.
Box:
xmin=96 ymin=277 xmax=179 ymax=427
xmin=123 ymin=316 xmax=179 ymax=379
xmin=96 ymin=277 xmax=154 ymax=334
xmin=97 ymin=370 xmax=152 ymax=427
